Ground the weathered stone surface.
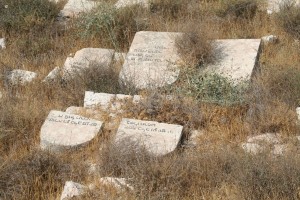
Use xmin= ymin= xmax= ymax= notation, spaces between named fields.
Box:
xmin=267 ymin=0 xmax=300 ymax=14
xmin=40 ymin=110 xmax=103 ymax=151
xmin=184 ymin=130 xmax=204 ymax=147
xmin=63 ymin=48 xmax=115 ymax=78
xmin=119 ymin=31 xmax=182 ymax=89
xmin=6 ymin=69 xmax=37 ymax=85
xmin=99 ymin=177 xmax=133 ymax=191
xmin=262 ymin=35 xmax=278 ymax=44
xmin=0 ymin=38 xmax=5 ymax=49
xmin=59 ymin=0 xmax=98 ymax=18
xmin=115 ymin=0 xmax=149 ymax=8
xmin=43 ymin=66 xmax=61 ymax=83
xmin=247 ymin=133 xmax=280 ymax=145
xmin=115 ymin=118 xmax=183 ymax=156
xmin=242 ymin=143 xmax=264 ymax=155
xmin=272 ymin=144 xmax=288 ymax=155
xmin=206 ymin=39 xmax=261 ymax=83
xmin=60 ymin=181 xmax=87 ymax=200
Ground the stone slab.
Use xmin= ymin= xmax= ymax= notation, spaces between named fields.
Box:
xmin=247 ymin=133 xmax=280 ymax=144
xmin=115 ymin=118 xmax=183 ymax=156
xmin=43 ymin=66 xmax=61 ymax=83
xmin=99 ymin=177 xmax=133 ymax=191
xmin=206 ymin=39 xmax=261 ymax=83
xmin=40 ymin=110 xmax=103 ymax=151
xmin=63 ymin=48 xmax=115 ymax=78
xmin=6 ymin=69 xmax=37 ymax=85
xmin=60 ymin=181 xmax=87 ymax=200
xmin=115 ymin=0 xmax=149 ymax=8
xmin=119 ymin=31 xmax=182 ymax=89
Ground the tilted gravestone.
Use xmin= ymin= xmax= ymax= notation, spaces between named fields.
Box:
xmin=115 ymin=118 xmax=183 ymax=156
xmin=206 ymin=39 xmax=261 ymax=83
xmin=40 ymin=110 xmax=103 ymax=151
xmin=119 ymin=31 xmax=183 ymax=89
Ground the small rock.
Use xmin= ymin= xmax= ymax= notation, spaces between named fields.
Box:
xmin=272 ymin=144 xmax=288 ymax=155
xmin=262 ymin=35 xmax=278 ymax=44
xmin=242 ymin=143 xmax=264 ymax=155
xmin=6 ymin=69 xmax=37 ymax=85
xmin=296 ymin=107 xmax=300 ymax=121
xmin=43 ymin=66 xmax=61 ymax=83
xmin=60 ymin=181 xmax=87 ymax=200
xmin=247 ymin=133 xmax=280 ymax=145
xmin=0 ymin=38 xmax=6 ymax=49
xmin=99 ymin=177 xmax=133 ymax=191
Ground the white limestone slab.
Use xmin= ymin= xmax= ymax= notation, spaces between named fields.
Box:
xmin=6 ymin=69 xmax=37 ymax=85
xmin=115 ymin=0 xmax=149 ymax=8
xmin=242 ymin=143 xmax=264 ymax=155
xmin=84 ymin=91 xmax=116 ymax=109
xmin=60 ymin=181 xmax=87 ymax=200
xmin=119 ymin=31 xmax=183 ymax=89
xmin=247 ymin=133 xmax=280 ymax=144
xmin=206 ymin=39 xmax=261 ymax=83
xmin=63 ymin=48 xmax=115 ymax=78
xmin=40 ymin=110 xmax=103 ymax=151
xmin=99 ymin=177 xmax=133 ymax=191
xmin=0 ymin=38 xmax=6 ymax=49
xmin=115 ymin=118 xmax=183 ymax=156
xmin=59 ymin=0 xmax=98 ymax=18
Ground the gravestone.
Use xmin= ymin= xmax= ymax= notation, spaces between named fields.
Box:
xmin=115 ymin=118 xmax=183 ymax=156
xmin=115 ymin=0 xmax=149 ymax=8
xmin=206 ymin=39 xmax=261 ymax=83
xmin=6 ymin=69 xmax=37 ymax=85
xmin=63 ymin=48 xmax=115 ymax=79
xmin=119 ymin=31 xmax=183 ymax=89
xmin=40 ymin=110 xmax=103 ymax=151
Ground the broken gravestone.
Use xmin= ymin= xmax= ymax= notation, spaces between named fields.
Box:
xmin=40 ymin=110 xmax=103 ymax=151
xmin=6 ymin=69 xmax=37 ymax=85
xmin=119 ymin=31 xmax=183 ymax=89
xmin=115 ymin=118 xmax=183 ymax=156
xmin=206 ymin=39 xmax=261 ymax=83
xmin=62 ymin=48 xmax=115 ymax=79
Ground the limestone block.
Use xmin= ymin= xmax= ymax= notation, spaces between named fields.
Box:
xmin=63 ymin=48 xmax=115 ymax=78
xmin=40 ymin=110 xmax=103 ymax=151
xmin=43 ymin=66 xmax=61 ymax=83
xmin=241 ymin=143 xmax=264 ymax=155
xmin=99 ymin=177 xmax=133 ymax=191
xmin=60 ymin=181 xmax=87 ymax=200
xmin=115 ymin=118 xmax=183 ymax=156
xmin=119 ymin=31 xmax=183 ymax=89
xmin=6 ymin=69 xmax=37 ymax=85
xmin=206 ymin=39 xmax=261 ymax=83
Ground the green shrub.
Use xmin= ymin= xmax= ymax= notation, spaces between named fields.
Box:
xmin=0 ymin=0 xmax=60 ymax=34
xmin=276 ymin=1 xmax=300 ymax=39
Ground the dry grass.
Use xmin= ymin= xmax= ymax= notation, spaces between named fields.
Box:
xmin=1 ymin=0 xmax=300 ymax=199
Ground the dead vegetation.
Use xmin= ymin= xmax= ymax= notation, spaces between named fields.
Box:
xmin=1 ymin=0 xmax=300 ymax=199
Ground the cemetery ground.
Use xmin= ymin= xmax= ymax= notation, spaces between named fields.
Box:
xmin=1 ymin=0 xmax=300 ymax=199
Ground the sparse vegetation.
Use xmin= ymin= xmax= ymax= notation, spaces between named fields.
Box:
xmin=1 ymin=0 xmax=300 ymax=199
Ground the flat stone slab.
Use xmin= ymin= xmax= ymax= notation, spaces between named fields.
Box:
xmin=247 ymin=133 xmax=280 ymax=145
xmin=115 ymin=118 xmax=183 ymax=156
xmin=206 ymin=39 xmax=261 ymax=83
xmin=84 ymin=91 xmax=141 ymax=111
xmin=40 ymin=110 xmax=103 ymax=151
xmin=63 ymin=48 xmax=115 ymax=78
xmin=6 ymin=69 xmax=37 ymax=85
xmin=59 ymin=0 xmax=98 ymax=18
xmin=99 ymin=177 xmax=133 ymax=191
xmin=60 ymin=181 xmax=87 ymax=200
xmin=119 ymin=31 xmax=182 ymax=89
xmin=115 ymin=0 xmax=149 ymax=8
